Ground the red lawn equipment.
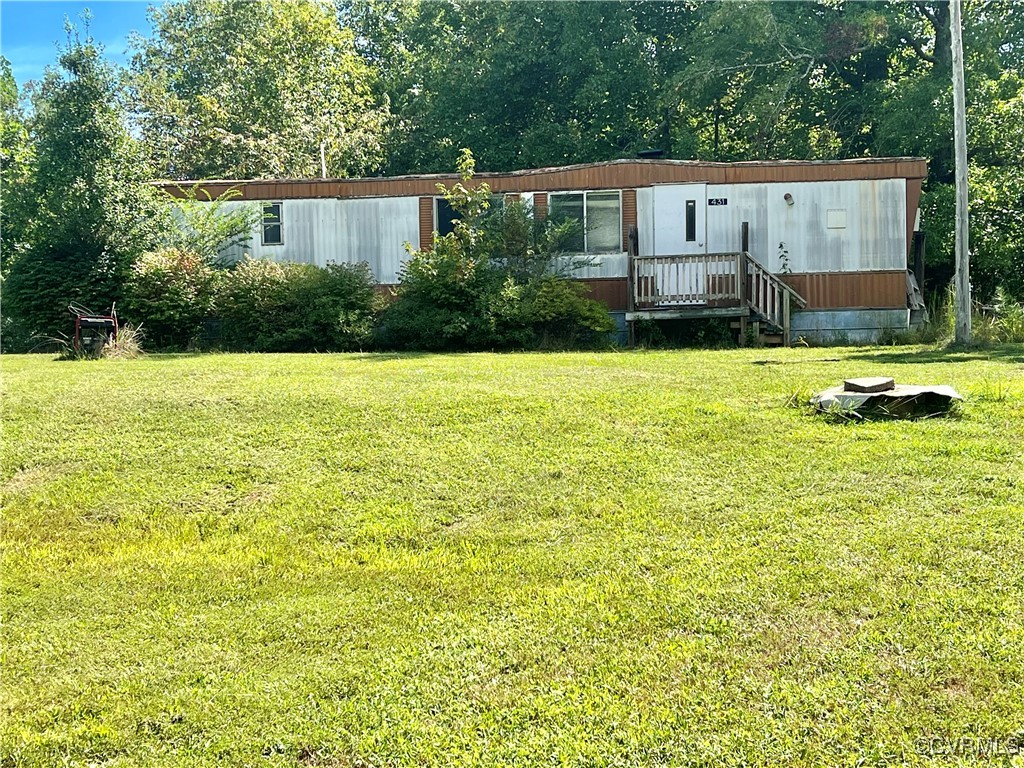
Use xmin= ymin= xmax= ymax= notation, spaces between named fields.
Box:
xmin=70 ymin=302 xmax=118 ymax=356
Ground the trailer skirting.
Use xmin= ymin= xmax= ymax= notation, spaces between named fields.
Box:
xmin=789 ymin=308 xmax=910 ymax=344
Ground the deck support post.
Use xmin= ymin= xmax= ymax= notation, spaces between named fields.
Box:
xmin=783 ymin=290 xmax=791 ymax=347
xmin=736 ymin=247 xmax=749 ymax=346
xmin=626 ymin=253 xmax=635 ymax=348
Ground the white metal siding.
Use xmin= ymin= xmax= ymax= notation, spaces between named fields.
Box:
xmin=218 ymin=197 xmax=420 ymax=283
xmin=791 ymin=308 xmax=910 ymax=343
xmin=210 ymin=181 xmax=905 ymax=284
xmin=568 ymin=253 xmax=628 ymax=279
xmin=704 ymin=179 xmax=906 ymax=273
xmin=335 ymin=197 xmax=420 ymax=284
xmin=219 ymin=199 xmax=335 ymax=265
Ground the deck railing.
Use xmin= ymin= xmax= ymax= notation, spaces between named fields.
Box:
xmin=628 ymin=252 xmax=806 ymax=338
xmin=631 ymin=252 xmax=744 ymax=308
xmin=748 ymin=257 xmax=791 ymax=331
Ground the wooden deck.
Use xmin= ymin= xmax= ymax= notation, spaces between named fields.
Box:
xmin=625 ymin=252 xmax=806 ymax=345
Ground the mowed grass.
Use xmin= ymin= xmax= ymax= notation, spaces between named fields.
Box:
xmin=2 ymin=347 xmax=1023 ymax=767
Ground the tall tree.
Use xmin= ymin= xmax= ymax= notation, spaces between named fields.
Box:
xmin=131 ymin=0 xmax=390 ymax=180
xmin=0 ymin=56 xmax=31 ymax=274
xmin=346 ymin=0 xmax=1023 ymax=299
xmin=343 ymin=0 xmax=698 ymax=173
xmin=2 ymin=30 xmax=163 ymax=343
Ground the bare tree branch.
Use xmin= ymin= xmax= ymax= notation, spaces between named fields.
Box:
xmin=915 ymin=1 xmax=940 ymax=29
xmin=899 ymin=32 xmax=937 ymax=64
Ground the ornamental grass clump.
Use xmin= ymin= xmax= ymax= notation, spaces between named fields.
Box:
xmin=100 ymin=324 xmax=145 ymax=359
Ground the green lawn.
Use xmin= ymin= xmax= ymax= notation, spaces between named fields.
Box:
xmin=2 ymin=347 xmax=1023 ymax=767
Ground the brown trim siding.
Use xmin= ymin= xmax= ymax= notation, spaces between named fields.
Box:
xmin=533 ymin=192 xmax=548 ymax=220
xmin=374 ymin=272 xmax=901 ymax=313
xmin=621 ymin=189 xmax=637 ymax=252
xmin=783 ymin=270 xmax=907 ymax=310
xmin=578 ymin=278 xmax=628 ymax=311
xmin=581 ymin=271 xmax=906 ymax=313
xmin=418 ymin=197 xmax=433 ymax=251
xmin=157 ymin=158 xmax=928 ymax=201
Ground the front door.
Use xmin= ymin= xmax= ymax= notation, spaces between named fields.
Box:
xmin=653 ymin=184 xmax=707 ymax=256
xmin=652 ymin=184 xmax=707 ymax=304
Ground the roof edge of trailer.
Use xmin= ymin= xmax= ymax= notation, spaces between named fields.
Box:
xmin=153 ymin=157 xmax=928 ymax=187
xmin=153 ymin=157 xmax=929 ymax=199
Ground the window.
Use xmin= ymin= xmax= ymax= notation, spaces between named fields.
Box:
xmin=262 ymin=202 xmax=283 ymax=245
xmin=548 ymin=190 xmax=622 ymax=254
xmin=434 ymin=195 xmax=507 ymax=236
xmin=685 ymin=200 xmax=697 ymax=242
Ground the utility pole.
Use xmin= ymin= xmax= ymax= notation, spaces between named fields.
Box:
xmin=320 ymin=140 xmax=327 ymax=179
xmin=951 ymin=0 xmax=971 ymax=344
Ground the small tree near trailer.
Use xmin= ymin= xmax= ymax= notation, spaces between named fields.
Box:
xmin=376 ymin=149 xmax=614 ymax=350
xmin=375 ymin=150 xmax=521 ymax=350
xmin=160 ymin=184 xmax=261 ymax=263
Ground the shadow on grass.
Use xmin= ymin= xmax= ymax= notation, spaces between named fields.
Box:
xmin=142 ymin=352 xmax=219 ymax=360
xmin=351 ymin=347 xmax=625 ymax=362
xmin=350 ymin=351 xmax=438 ymax=362
xmin=841 ymin=344 xmax=1024 ymax=366
xmin=144 ymin=351 xmax=437 ymax=361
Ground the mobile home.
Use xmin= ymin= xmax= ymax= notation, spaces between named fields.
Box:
xmin=161 ymin=157 xmax=928 ymax=345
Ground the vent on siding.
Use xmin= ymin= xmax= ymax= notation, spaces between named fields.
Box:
xmin=534 ymin=193 xmax=548 ymax=220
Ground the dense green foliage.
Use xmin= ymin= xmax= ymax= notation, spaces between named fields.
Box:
xmin=124 ymin=248 xmax=221 ymax=350
xmin=215 ymin=257 xmax=376 ymax=352
xmin=124 ymin=253 xmax=378 ymax=353
xmin=0 ymin=57 xmax=31 ymax=274
xmin=131 ymin=0 xmax=389 ymax=179
xmin=975 ymin=287 xmax=1024 ymax=343
xmin=344 ymin=0 xmax=1024 ymax=301
xmin=376 ymin=151 xmax=613 ymax=350
xmin=3 ymin=348 xmax=1023 ymax=765
xmin=3 ymin=1 xmax=1023 ymax=350
xmin=374 ymin=246 xmax=521 ymax=351
xmin=2 ymin=36 xmax=163 ymax=346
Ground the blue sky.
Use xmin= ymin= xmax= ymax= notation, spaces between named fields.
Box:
xmin=1 ymin=1 xmax=152 ymax=89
